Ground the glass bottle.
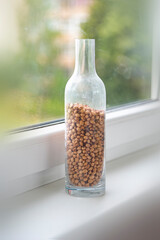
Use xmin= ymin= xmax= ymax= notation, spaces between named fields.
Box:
xmin=65 ymin=39 xmax=106 ymax=197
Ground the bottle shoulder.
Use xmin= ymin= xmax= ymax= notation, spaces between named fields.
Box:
xmin=65 ymin=73 xmax=106 ymax=109
xmin=65 ymin=72 xmax=106 ymax=95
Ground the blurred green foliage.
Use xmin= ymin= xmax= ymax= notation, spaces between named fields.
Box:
xmin=0 ymin=0 xmax=152 ymax=130
xmin=81 ymin=0 xmax=152 ymax=106
xmin=0 ymin=0 xmax=67 ymax=129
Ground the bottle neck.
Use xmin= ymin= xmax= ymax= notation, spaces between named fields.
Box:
xmin=74 ymin=39 xmax=96 ymax=75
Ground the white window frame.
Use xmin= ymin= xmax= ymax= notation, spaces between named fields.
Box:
xmin=1 ymin=99 xmax=160 ymax=196
xmin=1 ymin=2 xmax=160 ymax=196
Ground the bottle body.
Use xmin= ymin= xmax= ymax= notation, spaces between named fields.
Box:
xmin=65 ymin=39 xmax=106 ymax=197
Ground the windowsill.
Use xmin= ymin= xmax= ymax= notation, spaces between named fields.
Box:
xmin=2 ymin=100 xmax=160 ymax=197
xmin=1 ymin=143 xmax=160 ymax=240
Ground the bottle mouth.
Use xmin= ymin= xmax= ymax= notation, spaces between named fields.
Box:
xmin=75 ymin=38 xmax=95 ymax=40
xmin=75 ymin=39 xmax=95 ymax=43
xmin=75 ymin=39 xmax=95 ymax=48
xmin=74 ymin=38 xmax=95 ymax=75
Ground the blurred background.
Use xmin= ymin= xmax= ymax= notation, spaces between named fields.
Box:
xmin=0 ymin=0 xmax=153 ymax=131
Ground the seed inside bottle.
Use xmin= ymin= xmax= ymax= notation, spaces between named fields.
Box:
xmin=66 ymin=103 xmax=105 ymax=187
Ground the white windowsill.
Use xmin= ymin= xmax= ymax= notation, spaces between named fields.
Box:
xmin=1 ymin=143 xmax=160 ymax=240
xmin=1 ymin=100 xmax=160 ymax=196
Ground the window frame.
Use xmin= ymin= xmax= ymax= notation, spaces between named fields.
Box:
xmin=1 ymin=99 xmax=160 ymax=196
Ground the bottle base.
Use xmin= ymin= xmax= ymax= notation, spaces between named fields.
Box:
xmin=65 ymin=185 xmax=105 ymax=198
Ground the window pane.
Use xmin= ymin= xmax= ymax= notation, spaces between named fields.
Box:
xmin=0 ymin=0 xmax=157 ymax=130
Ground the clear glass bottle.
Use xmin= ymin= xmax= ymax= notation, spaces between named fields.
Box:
xmin=65 ymin=39 xmax=106 ymax=197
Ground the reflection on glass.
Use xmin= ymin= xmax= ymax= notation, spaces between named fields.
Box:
xmin=0 ymin=0 xmax=154 ymax=130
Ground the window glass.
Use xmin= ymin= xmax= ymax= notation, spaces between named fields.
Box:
xmin=0 ymin=0 xmax=155 ymax=130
